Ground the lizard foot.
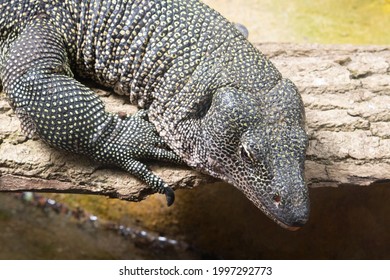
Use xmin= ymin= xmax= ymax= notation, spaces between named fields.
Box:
xmin=92 ymin=114 xmax=181 ymax=206
xmin=120 ymin=158 xmax=176 ymax=206
xmin=164 ymin=186 xmax=175 ymax=206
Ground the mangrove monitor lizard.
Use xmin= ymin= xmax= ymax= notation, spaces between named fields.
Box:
xmin=0 ymin=0 xmax=309 ymax=230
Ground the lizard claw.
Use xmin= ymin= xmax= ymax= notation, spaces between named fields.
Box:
xmin=164 ymin=187 xmax=175 ymax=206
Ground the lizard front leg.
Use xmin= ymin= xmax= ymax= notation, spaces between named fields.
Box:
xmin=1 ymin=17 xmax=178 ymax=205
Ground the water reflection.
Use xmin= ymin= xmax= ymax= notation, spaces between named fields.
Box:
xmin=0 ymin=193 xmax=201 ymax=259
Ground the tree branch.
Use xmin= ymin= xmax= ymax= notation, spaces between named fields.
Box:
xmin=259 ymin=43 xmax=390 ymax=187
xmin=1 ymin=43 xmax=389 ymax=201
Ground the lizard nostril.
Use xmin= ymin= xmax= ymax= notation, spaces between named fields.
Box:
xmin=273 ymin=193 xmax=281 ymax=203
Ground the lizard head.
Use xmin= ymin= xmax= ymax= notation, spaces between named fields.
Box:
xmin=235 ymin=124 xmax=309 ymax=230
xmin=202 ymin=82 xmax=309 ymax=230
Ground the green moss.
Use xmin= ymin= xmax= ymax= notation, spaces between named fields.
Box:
xmin=0 ymin=210 xmax=11 ymax=221
xmin=291 ymin=0 xmax=390 ymax=44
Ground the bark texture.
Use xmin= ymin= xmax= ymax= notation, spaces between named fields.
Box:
xmin=1 ymin=43 xmax=389 ymax=200
xmin=260 ymin=44 xmax=390 ymax=188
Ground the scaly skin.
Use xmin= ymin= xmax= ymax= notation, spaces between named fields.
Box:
xmin=0 ymin=0 xmax=309 ymax=229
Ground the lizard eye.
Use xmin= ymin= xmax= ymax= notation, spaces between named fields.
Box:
xmin=240 ymin=145 xmax=255 ymax=163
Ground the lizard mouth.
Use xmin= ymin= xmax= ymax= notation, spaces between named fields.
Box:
xmin=215 ymin=170 xmax=308 ymax=230
xmin=267 ymin=207 xmax=308 ymax=231
xmin=277 ymin=221 xmax=302 ymax=231
xmin=260 ymin=201 xmax=307 ymax=231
